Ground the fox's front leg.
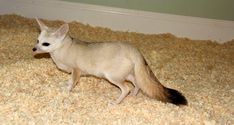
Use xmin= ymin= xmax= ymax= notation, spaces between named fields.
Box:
xmin=67 ymin=68 xmax=81 ymax=91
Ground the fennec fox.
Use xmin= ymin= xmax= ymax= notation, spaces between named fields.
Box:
xmin=33 ymin=19 xmax=187 ymax=105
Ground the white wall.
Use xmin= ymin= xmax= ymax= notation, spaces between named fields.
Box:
xmin=0 ymin=0 xmax=234 ymax=43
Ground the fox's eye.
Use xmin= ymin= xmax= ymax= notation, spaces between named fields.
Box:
xmin=42 ymin=42 xmax=50 ymax=46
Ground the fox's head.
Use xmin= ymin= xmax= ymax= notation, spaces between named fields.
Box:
xmin=32 ymin=18 xmax=69 ymax=54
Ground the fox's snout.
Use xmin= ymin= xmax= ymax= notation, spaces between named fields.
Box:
xmin=32 ymin=47 xmax=37 ymax=52
xmin=32 ymin=46 xmax=44 ymax=54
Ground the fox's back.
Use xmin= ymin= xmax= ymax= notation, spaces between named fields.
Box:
xmin=69 ymin=40 xmax=141 ymax=77
xmin=72 ymin=39 xmax=140 ymax=60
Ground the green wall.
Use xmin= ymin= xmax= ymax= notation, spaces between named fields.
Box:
xmin=63 ymin=0 xmax=234 ymax=21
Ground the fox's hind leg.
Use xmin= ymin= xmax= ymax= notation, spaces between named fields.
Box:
xmin=107 ymin=79 xmax=130 ymax=105
xmin=104 ymin=59 xmax=133 ymax=104
xmin=67 ymin=68 xmax=81 ymax=91
xmin=126 ymin=74 xmax=139 ymax=96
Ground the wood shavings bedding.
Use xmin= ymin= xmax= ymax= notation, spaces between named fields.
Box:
xmin=0 ymin=14 xmax=233 ymax=125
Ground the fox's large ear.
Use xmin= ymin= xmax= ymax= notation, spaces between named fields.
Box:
xmin=54 ymin=23 xmax=69 ymax=39
xmin=36 ymin=18 xmax=48 ymax=31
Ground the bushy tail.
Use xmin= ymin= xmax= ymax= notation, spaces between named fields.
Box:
xmin=134 ymin=58 xmax=187 ymax=106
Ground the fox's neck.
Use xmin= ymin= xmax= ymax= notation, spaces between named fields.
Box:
xmin=50 ymin=35 xmax=73 ymax=57
xmin=61 ymin=35 xmax=73 ymax=48
xmin=49 ymin=35 xmax=80 ymax=71
xmin=53 ymin=35 xmax=72 ymax=50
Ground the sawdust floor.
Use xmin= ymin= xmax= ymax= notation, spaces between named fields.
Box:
xmin=0 ymin=15 xmax=233 ymax=125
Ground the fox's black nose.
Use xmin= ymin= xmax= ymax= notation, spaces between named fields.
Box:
xmin=32 ymin=47 xmax=37 ymax=52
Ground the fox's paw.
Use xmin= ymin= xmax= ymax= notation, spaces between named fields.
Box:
xmin=59 ymin=80 xmax=74 ymax=92
xmin=108 ymin=101 xmax=118 ymax=107
xmin=129 ymin=87 xmax=139 ymax=96
xmin=66 ymin=80 xmax=73 ymax=91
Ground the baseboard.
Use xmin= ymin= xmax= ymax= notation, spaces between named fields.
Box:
xmin=1 ymin=0 xmax=234 ymax=43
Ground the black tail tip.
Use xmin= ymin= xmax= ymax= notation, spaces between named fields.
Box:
xmin=166 ymin=88 xmax=188 ymax=106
